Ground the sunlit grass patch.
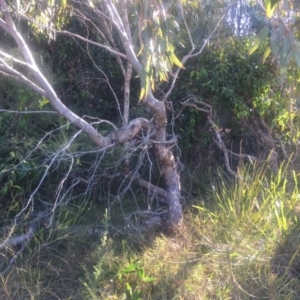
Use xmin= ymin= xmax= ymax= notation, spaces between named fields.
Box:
xmin=0 ymin=162 xmax=300 ymax=299
xmin=179 ymin=163 xmax=300 ymax=299
xmin=83 ymin=162 xmax=300 ymax=299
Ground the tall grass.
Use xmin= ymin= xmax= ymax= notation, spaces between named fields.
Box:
xmin=1 ymin=162 xmax=300 ymax=299
xmin=84 ymin=162 xmax=300 ymax=299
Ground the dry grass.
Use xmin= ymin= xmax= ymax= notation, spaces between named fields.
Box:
xmin=1 ymin=162 xmax=300 ymax=299
xmin=83 ymin=162 xmax=300 ymax=299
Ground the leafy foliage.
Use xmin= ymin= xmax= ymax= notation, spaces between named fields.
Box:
xmin=171 ymin=37 xmax=277 ymax=160
xmin=249 ymin=0 xmax=300 ymax=83
xmin=129 ymin=0 xmax=185 ymax=100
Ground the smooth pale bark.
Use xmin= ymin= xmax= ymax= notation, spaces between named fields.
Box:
xmin=120 ymin=0 xmax=132 ymax=126
xmin=0 ymin=0 xmax=106 ymax=146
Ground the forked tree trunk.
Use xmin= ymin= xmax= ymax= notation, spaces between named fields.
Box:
xmin=104 ymin=0 xmax=183 ymax=227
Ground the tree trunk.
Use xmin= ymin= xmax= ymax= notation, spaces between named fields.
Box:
xmin=145 ymin=92 xmax=182 ymax=226
xmin=104 ymin=0 xmax=183 ymax=227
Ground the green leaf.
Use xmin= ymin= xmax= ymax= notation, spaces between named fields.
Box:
xmin=168 ymin=52 xmax=184 ymax=69
xmin=11 ymin=171 xmax=17 ymax=182
xmin=12 ymin=185 xmax=23 ymax=190
xmin=61 ymin=0 xmax=67 ymax=7
xmin=264 ymin=0 xmax=279 ymax=18
xmin=88 ymin=0 xmax=94 ymax=8
xmin=38 ymin=97 xmax=49 ymax=108
xmin=159 ymin=39 xmax=167 ymax=54
xmin=249 ymin=26 xmax=269 ymax=55
xmin=263 ymin=46 xmax=272 ymax=63
xmin=125 ymin=282 xmax=132 ymax=299
xmin=142 ymin=276 xmax=156 ymax=282
xmin=131 ymin=290 xmax=142 ymax=300
xmin=0 ymin=186 xmax=8 ymax=197
xmin=139 ymin=87 xmax=146 ymax=101
xmin=278 ymin=21 xmax=285 ymax=36
xmin=121 ymin=260 xmax=140 ymax=274
xmin=17 ymin=162 xmax=31 ymax=179
xmin=139 ymin=69 xmax=148 ymax=101
xmin=278 ymin=37 xmax=291 ymax=80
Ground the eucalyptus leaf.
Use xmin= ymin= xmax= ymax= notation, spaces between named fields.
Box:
xmin=264 ymin=0 xmax=279 ymax=18
xmin=249 ymin=25 xmax=269 ymax=55
xmin=263 ymin=46 xmax=272 ymax=63
xmin=270 ymin=30 xmax=279 ymax=56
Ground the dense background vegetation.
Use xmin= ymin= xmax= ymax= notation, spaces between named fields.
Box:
xmin=1 ymin=0 xmax=300 ymax=299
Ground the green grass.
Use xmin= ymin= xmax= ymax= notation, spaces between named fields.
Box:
xmin=83 ymin=162 xmax=300 ymax=299
xmin=1 ymin=161 xmax=300 ymax=299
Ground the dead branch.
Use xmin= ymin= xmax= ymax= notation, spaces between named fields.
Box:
xmin=0 ymin=0 xmax=184 ymax=230
xmin=0 ymin=57 xmax=47 ymax=96
xmin=181 ymin=97 xmax=261 ymax=177
xmin=162 ymin=3 xmax=229 ymax=102
xmin=0 ymin=109 xmax=57 ymax=114
xmin=0 ymin=211 xmax=52 ymax=275
xmin=135 ymin=177 xmax=168 ymax=200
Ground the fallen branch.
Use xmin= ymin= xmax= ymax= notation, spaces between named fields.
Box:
xmin=0 ymin=211 xmax=109 ymax=275
xmin=0 ymin=211 xmax=51 ymax=275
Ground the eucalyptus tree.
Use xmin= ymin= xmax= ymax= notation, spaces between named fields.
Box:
xmin=0 ymin=0 xmax=221 ymax=230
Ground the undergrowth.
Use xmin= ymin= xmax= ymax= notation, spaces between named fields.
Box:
xmin=83 ymin=162 xmax=300 ymax=299
xmin=1 ymin=162 xmax=300 ymax=299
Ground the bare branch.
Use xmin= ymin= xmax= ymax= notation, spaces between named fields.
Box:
xmin=15 ymin=5 xmax=128 ymax=60
xmin=0 ymin=16 xmax=9 ymax=31
xmin=0 ymin=50 xmax=34 ymax=68
xmin=0 ymin=0 xmax=108 ymax=146
xmin=0 ymin=109 xmax=57 ymax=114
xmin=57 ymin=30 xmax=127 ymax=59
xmin=135 ymin=177 xmax=168 ymax=200
xmin=0 ymin=59 xmax=47 ymax=96
xmin=163 ymin=5 xmax=229 ymax=102
xmin=227 ymin=149 xmax=262 ymax=163
xmin=104 ymin=0 xmax=142 ymax=73
xmin=104 ymin=118 xmax=154 ymax=145
xmin=72 ymin=6 xmax=126 ymax=75
xmin=0 ymin=221 xmax=38 ymax=275
xmin=82 ymin=44 xmax=124 ymax=121
xmin=181 ymin=97 xmax=261 ymax=177
xmin=0 ymin=0 xmax=184 ymax=230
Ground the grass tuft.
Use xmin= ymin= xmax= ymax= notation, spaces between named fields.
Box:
xmin=84 ymin=162 xmax=300 ymax=299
